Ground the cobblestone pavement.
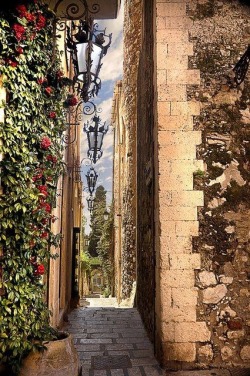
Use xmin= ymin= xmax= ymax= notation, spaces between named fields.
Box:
xmin=65 ymin=296 xmax=164 ymax=376
xmin=66 ymin=297 xmax=250 ymax=376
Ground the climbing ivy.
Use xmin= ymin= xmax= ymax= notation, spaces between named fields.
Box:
xmin=0 ymin=1 xmax=68 ymax=372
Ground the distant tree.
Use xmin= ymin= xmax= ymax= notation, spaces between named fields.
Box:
xmin=88 ymin=185 xmax=107 ymax=257
xmin=97 ymin=204 xmax=114 ymax=296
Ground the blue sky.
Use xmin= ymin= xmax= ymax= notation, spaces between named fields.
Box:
xmin=80 ymin=2 xmax=124 ymax=233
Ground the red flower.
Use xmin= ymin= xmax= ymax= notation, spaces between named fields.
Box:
xmin=34 ymin=264 xmax=45 ymax=276
xmin=32 ymin=168 xmax=43 ymax=181
xmin=39 ymin=201 xmax=51 ymax=213
xmin=37 ymin=77 xmax=47 ymax=85
xmin=36 ymin=14 xmax=46 ymax=30
xmin=68 ymin=96 xmax=78 ymax=106
xmin=46 ymin=154 xmax=57 ymax=163
xmin=40 ymin=136 xmax=52 ymax=150
xmin=6 ymin=59 xmax=18 ymax=67
xmin=16 ymin=4 xmax=27 ymax=17
xmin=41 ymin=231 xmax=48 ymax=239
xmin=16 ymin=46 xmax=23 ymax=55
xmin=25 ymin=12 xmax=36 ymax=22
xmin=41 ymin=217 xmax=49 ymax=225
xmin=44 ymin=203 xmax=51 ymax=213
xmin=12 ymin=24 xmax=26 ymax=41
xmin=38 ymin=185 xmax=48 ymax=197
xmin=44 ymin=87 xmax=53 ymax=96
xmin=49 ymin=111 xmax=56 ymax=119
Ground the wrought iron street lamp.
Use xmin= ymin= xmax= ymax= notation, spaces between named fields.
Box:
xmin=87 ymin=196 xmax=95 ymax=212
xmin=83 ymin=114 xmax=109 ymax=164
xmin=66 ymin=19 xmax=112 ymax=102
xmin=86 ymin=167 xmax=98 ymax=194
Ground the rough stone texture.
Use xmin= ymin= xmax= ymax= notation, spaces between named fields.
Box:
xmin=136 ymin=0 xmax=156 ymax=344
xmin=189 ymin=0 xmax=250 ymax=368
xmin=197 ymin=344 xmax=213 ymax=362
xmin=120 ymin=0 xmax=142 ymax=299
xmin=20 ymin=334 xmax=79 ymax=376
xmin=221 ymin=346 xmax=233 ymax=361
xmin=198 ymin=271 xmax=217 ymax=287
xmin=202 ymin=284 xmax=227 ymax=304
xmin=240 ymin=346 xmax=250 ymax=362
xmin=122 ymin=0 xmax=250 ymax=370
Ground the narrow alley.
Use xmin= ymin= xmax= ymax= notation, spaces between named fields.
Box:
xmin=65 ymin=297 xmax=250 ymax=376
xmin=64 ymin=296 xmax=164 ymax=376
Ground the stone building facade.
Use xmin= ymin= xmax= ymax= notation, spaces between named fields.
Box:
xmin=113 ymin=0 xmax=250 ymax=370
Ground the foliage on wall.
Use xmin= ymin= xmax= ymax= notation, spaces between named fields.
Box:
xmin=97 ymin=204 xmax=114 ymax=297
xmin=0 ymin=0 xmax=68 ymax=371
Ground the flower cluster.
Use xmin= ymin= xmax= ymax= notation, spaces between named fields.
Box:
xmin=40 ymin=136 xmax=52 ymax=150
xmin=64 ymin=94 xmax=78 ymax=108
xmin=16 ymin=4 xmax=46 ymax=30
xmin=12 ymin=23 xmax=26 ymax=41
xmin=0 ymin=0 xmax=70 ymax=368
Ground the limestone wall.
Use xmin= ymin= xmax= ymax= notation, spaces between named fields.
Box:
xmin=136 ymin=0 xmax=156 ymax=342
xmin=155 ymin=0 xmax=250 ymax=369
xmin=120 ymin=0 xmax=142 ymax=299
xmin=155 ymin=0 xmax=207 ymax=367
xmin=189 ymin=0 xmax=250 ymax=367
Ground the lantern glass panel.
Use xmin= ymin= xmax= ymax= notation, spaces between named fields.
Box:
xmin=90 ymin=44 xmax=102 ymax=76
xmin=88 ymin=131 xmax=96 ymax=149
xmin=96 ymin=132 xmax=104 ymax=149
xmin=76 ymin=42 xmax=88 ymax=80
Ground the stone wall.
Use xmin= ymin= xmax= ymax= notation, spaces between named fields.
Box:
xmin=155 ymin=0 xmax=250 ymax=369
xmin=136 ymin=0 xmax=156 ymax=342
xmin=188 ymin=0 xmax=250 ymax=367
xmin=121 ymin=0 xmax=142 ymax=299
xmin=154 ymin=0 xmax=207 ymax=367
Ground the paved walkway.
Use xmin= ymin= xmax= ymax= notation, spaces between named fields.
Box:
xmin=65 ymin=296 xmax=163 ymax=376
xmin=65 ymin=296 xmax=250 ymax=376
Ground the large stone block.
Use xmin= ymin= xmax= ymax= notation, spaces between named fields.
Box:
xmin=159 ymin=205 xmax=197 ymax=221
xmin=158 ymin=142 xmax=197 ymax=160
xmin=162 ymin=342 xmax=196 ymax=362
xmin=169 ymin=254 xmax=201 ymax=270
xmin=158 ymin=170 xmax=194 ymax=190
xmin=175 ymin=322 xmax=211 ymax=342
xmin=157 ymin=55 xmax=189 ymax=70
xmin=157 ymin=69 xmax=167 ymax=85
xmin=171 ymin=287 xmax=198 ymax=306
xmin=169 ymin=191 xmax=204 ymax=206
xmin=171 ymin=101 xmax=200 ymax=116
xmin=159 ymin=235 xmax=193 ymax=254
xmin=158 ymin=130 xmax=202 ymax=145
xmin=158 ymin=84 xmax=187 ymax=102
xmin=165 ymin=16 xmax=194 ymax=30
xmin=167 ymin=69 xmax=200 ymax=85
xmin=157 ymin=101 xmax=171 ymax=116
xmin=161 ymin=269 xmax=195 ymax=288
xmin=158 ymin=114 xmax=194 ymax=131
xmin=175 ymin=220 xmax=199 ymax=236
xmin=156 ymin=3 xmax=187 ymax=18
xmin=162 ymin=306 xmax=197 ymax=322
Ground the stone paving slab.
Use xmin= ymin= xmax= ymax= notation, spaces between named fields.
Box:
xmin=65 ymin=297 xmax=164 ymax=376
xmin=66 ymin=297 xmax=249 ymax=376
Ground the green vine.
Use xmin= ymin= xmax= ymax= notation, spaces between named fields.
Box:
xmin=0 ymin=1 xmax=69 ymax=372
